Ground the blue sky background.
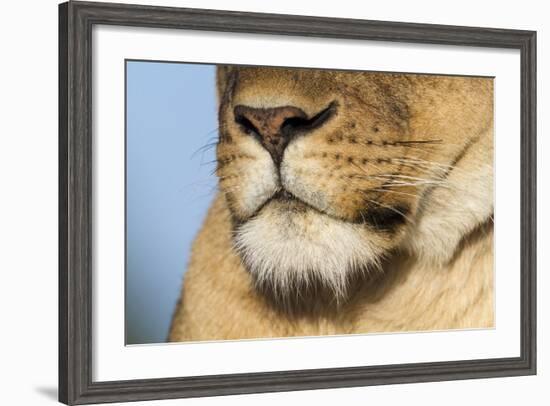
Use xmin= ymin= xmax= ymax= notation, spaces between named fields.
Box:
xmin=126 ymin=61 xmax=217 ymax=344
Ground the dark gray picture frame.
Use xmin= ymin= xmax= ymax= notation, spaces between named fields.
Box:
xmin=59 ymin=1 xmax=537 ymax=404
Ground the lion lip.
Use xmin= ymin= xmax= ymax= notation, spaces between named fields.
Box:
xmin=266 ymin=189 xmax=327 ymax=216
xmin=261 ymin=189 xmax=366 ymax=226
xmin=272 ymin=189 xmax=296 ymax=202
xmin=263 ymin=189 xmax=312 ymax=213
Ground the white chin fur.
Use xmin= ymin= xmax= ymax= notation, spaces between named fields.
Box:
xmin=233 ymin=205 xmax=384 ymax=299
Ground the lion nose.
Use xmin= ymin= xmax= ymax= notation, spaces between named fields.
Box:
xmin=233 ymin=105 xmax=307 ymax=164
xmin=234 ymin=103 xmax=335 ymax=165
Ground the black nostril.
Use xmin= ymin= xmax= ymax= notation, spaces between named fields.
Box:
xmin=281 ymin=116 xmax=309 ymax=135
xmin=281 ymin=102 xmax=336 ymax=136
xmin=234 ymin=112 xmax=259 ymax=136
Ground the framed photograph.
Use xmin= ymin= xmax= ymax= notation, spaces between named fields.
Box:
xmin=59 ymin=1 xmax=537 ymax=404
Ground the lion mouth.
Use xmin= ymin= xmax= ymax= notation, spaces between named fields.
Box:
xmin=272 ymin=189 xmax=298 ymax=202
xmin=264 ymin=189 xmax=312 ymax=213
xmin=260 ymin=188 xmax=349 ymax=225
xmin=257 ymin=187 xmax=411 ymax=232
xmin=242 ymin=188 xmax=323 ymax=223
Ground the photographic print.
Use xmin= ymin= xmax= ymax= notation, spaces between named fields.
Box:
xmin=125 ymin=61 xmax=494 ymax=345
xmin=60 ymin=3 xmax=536 ymax=403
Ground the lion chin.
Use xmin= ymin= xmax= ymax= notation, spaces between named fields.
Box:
xmin=233 ymin=197 xmax=386 ymax=302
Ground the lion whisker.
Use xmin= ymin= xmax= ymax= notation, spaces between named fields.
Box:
xmin=370 ymin=188 xmax=421 ymax=199
xmin=393 ymin=139 xmax=443 ymax=145
xmin=358 ymin=195 xmax=415 ymax=225
xmin=190 ymin=139 xmax=218 ymax=159
xmin=380 ymin=181 xmax=451 ymax=188
xmin=373 ymin=174 xmax=444 ymax=182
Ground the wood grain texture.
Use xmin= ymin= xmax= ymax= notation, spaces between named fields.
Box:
xmin=58 ymin=1 xmax=537 ymax=404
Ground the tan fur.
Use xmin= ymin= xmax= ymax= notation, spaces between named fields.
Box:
xmin=169 ymin=67 xmax=494 ymax=341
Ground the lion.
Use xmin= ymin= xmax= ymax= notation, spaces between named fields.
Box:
xmin=168 ymin=66 xmax=494 ymax=342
